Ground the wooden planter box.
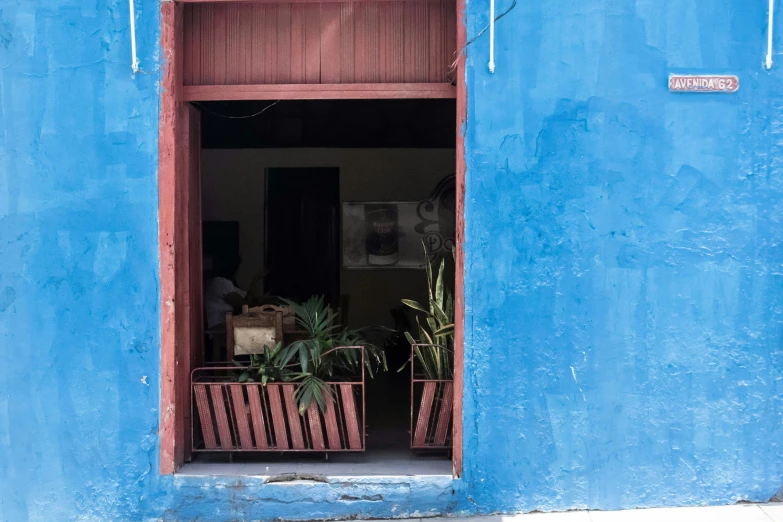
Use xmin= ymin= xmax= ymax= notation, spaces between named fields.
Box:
xmin=192 ymin=364 xmax=365 ymax=452
xmin=410 ymin=344 xmax=454 ymax=449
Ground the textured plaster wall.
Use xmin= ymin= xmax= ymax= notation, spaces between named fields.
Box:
xmin=0 ymin=2 xmax=456 ymax=520
xmin=2 ymin=0 xmax=783 ymax=520
xmin=461 ymin=0 xmax=783 ymax=513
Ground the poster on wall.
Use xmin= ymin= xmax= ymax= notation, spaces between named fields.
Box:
xmin=342 ymin=176 xmax=456 ymax=269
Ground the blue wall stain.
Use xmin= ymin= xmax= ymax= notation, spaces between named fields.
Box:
xmin=1 ymin=0 xmax=783 ymax=520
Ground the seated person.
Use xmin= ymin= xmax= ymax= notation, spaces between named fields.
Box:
xmin=204 ymin=256 xmax=246 ymax=329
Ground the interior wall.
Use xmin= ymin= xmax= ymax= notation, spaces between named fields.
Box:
xmin=201 ymin=148 xmax=455 ymax=328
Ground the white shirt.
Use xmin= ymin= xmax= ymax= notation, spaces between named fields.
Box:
xmin=204 ymin=277 xmax=247 ymax=328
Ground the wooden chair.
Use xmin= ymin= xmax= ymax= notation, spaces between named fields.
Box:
xmin=225 ymin=309 xmax=284 ymax=362
xmin=242 ymin=304 xmax=296 ymax=334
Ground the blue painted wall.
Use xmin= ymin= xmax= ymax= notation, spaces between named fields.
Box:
xmin=462 ymin=0 xmax=783 ymax=513
xmin=1 ymin=0 xmax=782 ymax=520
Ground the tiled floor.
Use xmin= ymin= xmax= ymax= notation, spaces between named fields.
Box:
xmin=404 ymin=504 xmax=783 ymax=522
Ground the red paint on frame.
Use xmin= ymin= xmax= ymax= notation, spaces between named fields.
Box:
xmin=162 ymin=0 xmax=467 ymax=477
xmin=453 ymin=0 xmax=466 ymax=478
xmin=159 ymin=1 xmax=180 ymax=476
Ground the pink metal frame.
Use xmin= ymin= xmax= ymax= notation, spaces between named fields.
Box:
xmin=190 ymin=347 xmax=366 ymax=452
xmin=410 ymin=343 xmax=454 ymax=449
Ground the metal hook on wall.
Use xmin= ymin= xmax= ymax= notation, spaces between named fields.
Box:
xmin=489 ymin=0 xmax=496 ymax=73
xmin=767 ymin=0 xmax=774 ymax=69
xmin=130 ymin=0 xmax=140 ymax=74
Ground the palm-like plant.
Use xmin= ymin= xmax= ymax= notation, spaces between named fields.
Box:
xmin=235 ymin=342 xmax=294 ymax=385
xmin=276 ymin=296 xmax=388 ymax=414
xmin=401 ymin=244 xmax=454 ymax=380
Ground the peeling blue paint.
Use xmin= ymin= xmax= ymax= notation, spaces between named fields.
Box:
xmin=1 ymin=0 xmax=783 ymax=520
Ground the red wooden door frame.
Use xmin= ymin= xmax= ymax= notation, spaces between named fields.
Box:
xmin=158 ymin=0 xmax=466 ymax=476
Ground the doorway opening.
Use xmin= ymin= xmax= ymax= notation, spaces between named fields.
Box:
xmin=187 ymin=99 xmax=456 ymax=476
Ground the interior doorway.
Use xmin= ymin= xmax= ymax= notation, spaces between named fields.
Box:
xmin=187 ymin=99 xmax=456 ymax=476
xmin=266 ymin=168 xmax=341 ymax=307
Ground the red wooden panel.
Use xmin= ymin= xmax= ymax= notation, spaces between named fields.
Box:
xmin=267 ymin=385 xmax=289 ymax=449
xmin=275 ymin=5 xmax=292 ymax=83
xmin=184 ymin=104 xmax=202 ymax=464
xmin=427 ymin=0 xmax=443 ymax=82
xmin=414 ymin=381 xmax=436 ymax=446
xmin=282 ymin=385 xmax=306 ymax=449
xmin=159 ymin=1 xmax=181 ymax=474
xmin=194 ymin=384 xmax=217 ymax=449
xmin=323 ymin=392 xmax=342 ymax=449
xmin=290 ymin=4 xmax=306 ymax=83
xmin=307 ymin=402 xmax=326 ymax=450
xmin=340 ymin=3 xmax=355 ymax=82
xmin=454 ymin=0 xmax=466 ymax=477
xmin=305 ymin=5 xmax=321 ymax=83
xmin=404 ymin=0 xmax=427 ymax=82
xmin=340 ymin=384 xmax=362 ymax=449
xmin=182 ymin=1 xmax=456 ymax=87
xmin=247 ymin=385 xmax=270 ymax=449
xmin=434 ymin=382 xmax=453 ymax=445
xmin=248 ymin=4 xmax=263 ymax=84
xmin=230 ymin=385 xmax=254 ymax=450
xmin=379 ymin=2 xmax=403 ymax=82
xmin=209 ymin=385 xmax=233 ymax=449
xmin=225 ymin=4 xmax=241 ymax=84
xmin=362 ymin=3 xmax=381 ymax=82
xmin=321 ymin=3 xmax=342 ymax=83
xmin=444 ymin=0 xmax=457 ymax=79
xmin=183 ymin=82 xmax=455 ymax=101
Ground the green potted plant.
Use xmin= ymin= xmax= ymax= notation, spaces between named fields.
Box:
xmin=401 ymin=245 xmax=455 ymax=449
xmin=191 ymin=296 xmax=386 ymax=453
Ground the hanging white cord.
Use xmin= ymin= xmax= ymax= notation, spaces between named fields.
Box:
xmin=129 ymin=0 xmax=140 ymax=74
xmin=488 ymin=0 xmax=496 ymax=72
xmin=767 ymin=0 xmax=774 ymax=69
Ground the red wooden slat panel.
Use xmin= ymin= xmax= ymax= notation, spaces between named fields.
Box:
xmin=183 ymin=82 xmax=455 ymax=101
xmin=183 ymin=1 xmax=456 ymax=87
xmin=340 ymin=3 xmax=355 ymax=83
xmin=379 ymin=2 xmax=403 ymax=82
xmin=414 ymin=381 xmax=436 ymax=446
xmin=249 ymin=4 xmax=263 ymax=84
xmin=212 ymin=4 xmax=228 ymax=85
xmin=276 ymin=4 xmax=292 ymax=83
xmin=225 ymin=4 xmax=240 ymax=84
xmin=307 ymin=402 xmax=326 ymax=450
xmin=444 ymin=0 xmax=456 ymax=78
xmin=323 ymin=392 xmax=342 ymax=449
xmin=364 ymin=3 xmax=380 ymax=82
xmin=194 ymin=384 xmax=217 ymax=449
xmin=230 ymin=385 xmax=254 ymax=450
xmin=428 ymin=0 xmax=443 ymax=82
xmin=434 ymin=381 xmax=453 ymax=446
xmin=353 ymin=3 xmax=368 ymax=82
xmin=340 ymin=384 xmax=362 ymax=449
xmin=282 ymin=384 xmax=306 ymax=449
xmin=209 ymin=385 xmax=233 ymax=449
xmin=247 ymin=385 xmax=269 ymax=449
xmin=404 ymin=0 xmax=427 ymax=82
xmin=321 ymin=3 xmax=342 ymax=84
xmin=290 ymin=4 xmax=306 ymax=83
xmin=305 ymin=5 xmax=322 ymax=83
xmin=264 ymin=4 xmax=278 ymax=84
xmin=267 ymin=385 xmax=289 ymax=449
